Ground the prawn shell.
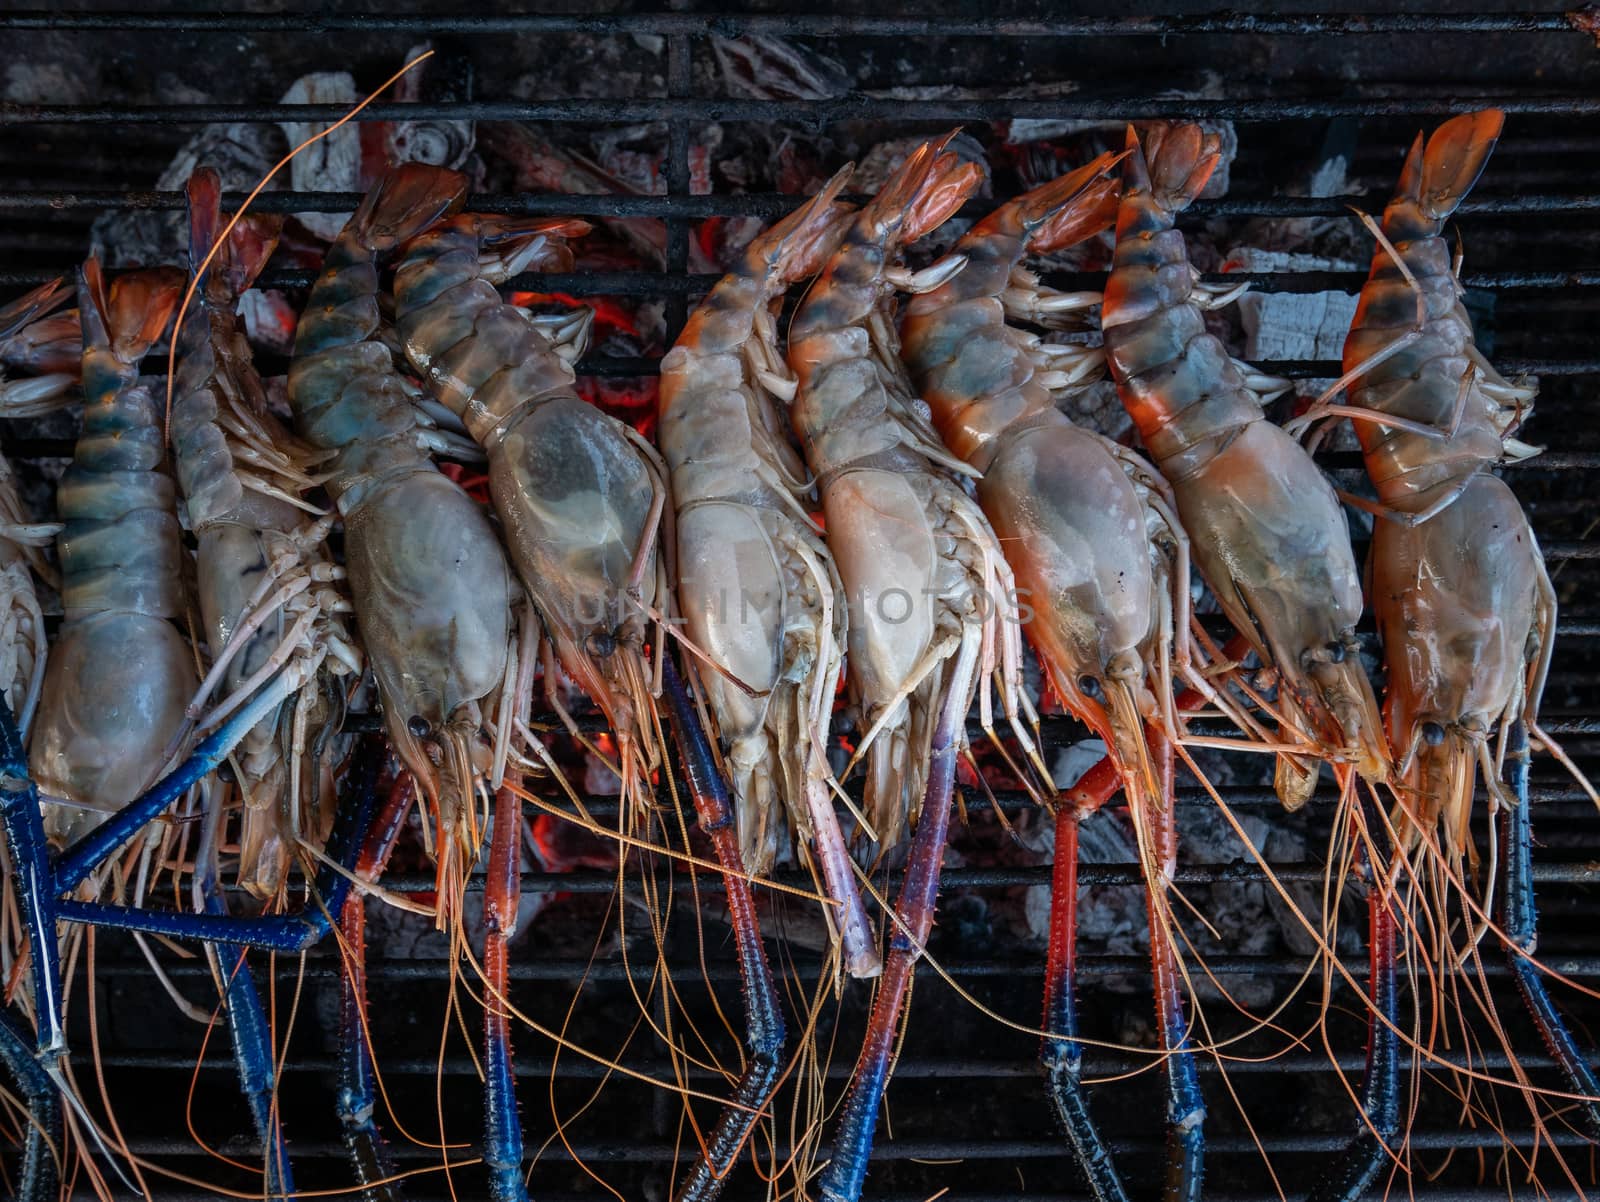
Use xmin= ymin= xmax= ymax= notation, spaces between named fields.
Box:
xmin=1170 ymin=421 xmax=1379 ymax=754
xmin=197 ymin=524 xmax=286 ymax=687
xmin=902 ymin=293 xmax=1047 ymax=473
xmin=171 ymin=387 xmax=247 ymax=528
xmin=1372 ymin=472 xmax=1541 ymax=746
xmin=977 ymin=416 xmax=1154 ymax=684
xmin=343 ymin=470 xmax=510 ymax=732
xmin=676 ymin=500 xmax=794 ymax=873
xmin=490 ymin=394 xmax=658 ymax=644
xmin=31 ymin=611 xmax=195 ymax=817
xmin=823 ymin=466 xmax=939 ymax=719
xmin=56 ymin=505 xmax=185 ymax=620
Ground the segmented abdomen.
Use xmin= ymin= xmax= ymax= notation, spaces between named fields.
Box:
xmin=901 ymin=235 xmax=1054 ymax=473
xmin=394 ymin=229 xmax=571 ymax=443
xmin=56 ymin=351 xmax=184 ymax=619
xmin=169 ymin=304 xmax=250 ymax=531
xmin=290 ymin=242 xmax=429 ymax=502
xmin=1345 ymin=229 xmax=1502 ymax=510
xmin=1102 ymin=220 xmax=1260 ymax=476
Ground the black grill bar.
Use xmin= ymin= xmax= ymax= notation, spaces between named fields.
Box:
xmin=8 ymin=253 xmax=1600 ymax=294
xmin=9 ymin=95 xmax=1600 ymax=126
xmin=232 ymin=860 xmax=1600 ymax=896
xmin=94 ymin=1048 xmax=1597 ymax=1080
xmin=5 ymin=189 xmax=1599 ymax=219
xmin=84 ymin=952 xmax=1600 ymax=985
xmin=105 ymin=1130 xmax=1600 ymax=1163
xmin=0 ymin=11 xmax=1581 ymax=37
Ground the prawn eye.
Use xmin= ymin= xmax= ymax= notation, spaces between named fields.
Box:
xmin=1421 ymin=721 xmax=1446 ymax=747
xmin=586 ymin=630 xmax=617 ymax=659
xmin=1077 ymin=674 xmax=1102 ymax=700
xmin=407 ymin=714 xmax=433 ymax=740
xmin=1325 ymin=641 xmax=1347 ymax=664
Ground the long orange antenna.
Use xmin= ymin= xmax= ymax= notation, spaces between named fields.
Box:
xmin=163 ymin=50 xmax=435 ymax=443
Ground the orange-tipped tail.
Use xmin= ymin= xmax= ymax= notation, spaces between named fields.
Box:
xmin=998 ymin=150 xmax=1124 ymax=255
xmin=78 ymin=258 xmax=184 ymax=362
xmin=0 ymin=278 xmax=72 ymax=342
xmin=1119 ymin=123 xmax=1223 ymax=229
xmin=351 ymin=162 xmax=469 ymax=251
xmin=186 ymin=167 xmax=283 ymax=302
xmin=1393 ymin=108 xmax=1503 ymax=223
xmin=457 ymin=213 xmax=591 ymax=279
xmin=860 ymin=130 xmax=986 ymax=247
xmin=747 ymin=163 xmax=856 ymax=285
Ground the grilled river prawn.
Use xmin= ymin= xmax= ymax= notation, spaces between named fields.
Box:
xmin=787 ymin=135 xmax=1040 ymax=1202
xmin=0 ymin=80 xmax=1593 ymax=1202
xmin=900 ymin=154 xmax=1209 ymax=1202
xmin=1303 ymin=109 xmax=1600 ymax=1192
xmin=392 ymin=170 xmax=671 ymax=817
xmin=289 ymin=165 xmax=513 ymax=923
xmin=0 ymin=281 xmax=72 ymax=736
xmin=174 ymin=167 xmax=359 ymax=900
xmin=1103 ymin=123 xmax=1390 ymax=807
xmin=33 ymin=261 xmax=192 ymax=848
xmin=389 ymin=170 xmax=801 ymax=1202
xmin=659 ymin=168 xmax=879 ymax=980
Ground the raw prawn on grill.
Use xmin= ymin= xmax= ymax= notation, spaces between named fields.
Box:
xmin=289 ymin=165 xmax=531 ymax=1194
xmin=2 ymin=261 xmax=284 ymax=1198
xmin=783 ymin=134 xmax=1039 ymax=1202
xmin=288 ymin=165 xmax=513 ymax=922
xmin=28 ymin=262 xmax=192 ymax=851
xmin=172 ymin=167 xmax=361 ymax=902
xmin=0 ymin=259 xmax=421 ymax=1202
xmin=391 ymin=167 xmax=672 ymax=819
xmin=658 ymin=167 xmax=879 ymax=981
xmin=0 ymin=280 xmax=75 ymax=737
xmin=1289 ymin=109 xmax=1600 ymax=1196
xmin=388 ymin=169 xmax=748 ymax=1202
xmin=165 ymin=168 xmax=370 ymax=1194
xmin=1102 ymin=122 xmax=1391 ymax=809
xmin=900 ymin=152 xmax=1212 ymax=1202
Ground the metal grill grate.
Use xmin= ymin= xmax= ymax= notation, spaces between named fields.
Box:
xmin=2 ymin=7 xmax=1599 ymax=1200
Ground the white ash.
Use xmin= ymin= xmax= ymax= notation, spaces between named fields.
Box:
xmin=587 ymin=123 xmax=674 ymax=194
xmin=382 ymin=42 xmax=476 ymax=178
xmin=631 ymin=299 xmax=668 ymax=350
xmin=1238 ymin=150 xmax=1371 ymax=266
xmin=1051 ymin=738 xmax=1109 ymax=792
xmin=710 ymin=35 xmax=850 ymax=101
xmin=4 ymin=62 xmax=91 ymax=104
xmin=277 ymin=73 xmax=362 ymax=241
xmin=582 ymin=746 xmax=623 ymax=798
xmin=90 ymin=121 xmax=287 ymax=269
xmin=1232 ymin=246 xmax=1360 ymax=399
